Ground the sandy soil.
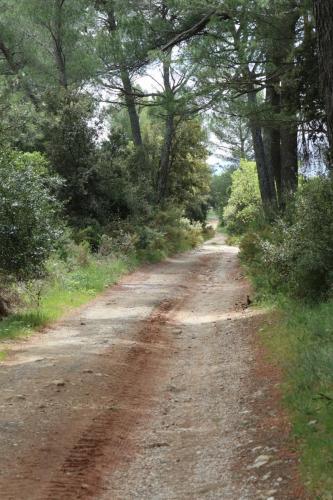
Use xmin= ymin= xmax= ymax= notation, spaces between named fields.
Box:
xmin=0 ymin=234 xmax=302 ymax=500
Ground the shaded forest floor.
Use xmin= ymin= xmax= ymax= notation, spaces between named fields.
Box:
xmin=0 ymin=235 xmax=304 ymax=499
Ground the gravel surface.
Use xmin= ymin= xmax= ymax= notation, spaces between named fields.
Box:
xmin=0 ymin=234 xmax=301 ymax=499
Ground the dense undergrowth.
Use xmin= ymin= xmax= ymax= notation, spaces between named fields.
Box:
xmin=217 ymin=161 xmax=333 ymax=497
xmin=0 ymin=146 xmax=212 ymax=347
xmin=0 ymin=209 xmax=210 ymax=351
xmin=0 ymin=255 xmax=133 ymax=342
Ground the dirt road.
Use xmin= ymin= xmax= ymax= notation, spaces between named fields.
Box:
xmin=0 ymin=234 xmax=301 ymax=500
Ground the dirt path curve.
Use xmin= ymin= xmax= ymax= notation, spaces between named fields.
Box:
xmin=0 ymin=235 xmax=300 ymax=500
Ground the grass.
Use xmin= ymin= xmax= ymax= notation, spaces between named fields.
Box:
xmin=219 ymin=209 xmax=333 ymax=496
xmin=0 ymin=255 xmax=137 ymax=343
xmin=260 ymin=298 xmax=333 ymax=498
xmin=207 ymin=208 xmax=218 ymax=221
xmin=217 ymin=224 xmax=242 ymax=245
xmin=227 ymin=221 xmax=333 ymax=497
xmin=0 ymin=221 xmax=210 ymax=346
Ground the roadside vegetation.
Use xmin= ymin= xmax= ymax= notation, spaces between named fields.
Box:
xmin=1 ymin=0 xmax=333 ymax=495
xmin=0 ymin=195 xmax=207 ymax=345
xmin=215 ymin=162 xmax=333 ymax=496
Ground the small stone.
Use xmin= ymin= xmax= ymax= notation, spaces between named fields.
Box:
xmin=248 ymin=455 xmax=271 ymax=469
xmin=83 ymin=369 xmax=94 ymax=374
xmin=167 ymin=385 xmax=178 ymax=393
xmin=262 ymin=472 xmax=272 ymax=481
xmin=81 ymin=483 xmax=90 ymax=490
xmin=173 ymin=329 xmax=182 ymax=335
xmin=308 ymin=420 xmax=317 ymax=426
xmin=146 ymin=442 xmax=170 ymax=449
xmin=51 ymin=380 xmax=65 ymax=387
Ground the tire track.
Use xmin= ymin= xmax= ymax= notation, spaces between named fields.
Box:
xmin=42 ymin=299 xmax=177 ymax=500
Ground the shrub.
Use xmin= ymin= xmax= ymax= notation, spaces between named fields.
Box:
xmin=251 ymin=177 xmax=333 ymax=300
xmin=210 ymin=166 xmax=236 ymax=218
xmin=0 ymin=149 xmax=63 ymax=281
xmin=134 ymin=207 xmax=205 ymax=261
xmin=223 ymin=160 xmax=264 ymax=234
xmin=98 ymin=232 xmax=137 ymax=257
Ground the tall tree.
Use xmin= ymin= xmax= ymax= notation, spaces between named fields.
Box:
xmin=313 ymin=0 xmax=333 ymax=168
xmin=95 ymin=0 xmax=144 ymax=148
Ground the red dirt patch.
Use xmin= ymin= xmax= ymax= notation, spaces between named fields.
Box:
xmin=42 ymin=299 xmax=176 ymax=499
xmin=234 ymin=313 xmax=309 ymax=499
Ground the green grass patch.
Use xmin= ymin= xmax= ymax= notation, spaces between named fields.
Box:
xmin=217 ymin=224 xmax=227 ymax=234
xmin=261 ymin=299 xmax=333 ymax=497
xmin=216 ymin=223 xmax=242 ymax=245
xmin=207 ymin=208 xmax=218 ymax=221
xmin=0 ymin=222 xmax=211 ymax=345
xmin=0 ymin=256 xmax=136 ymax=342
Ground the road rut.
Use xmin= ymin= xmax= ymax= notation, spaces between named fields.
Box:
xmin=0 ymin=235 xmax=300 ymax=499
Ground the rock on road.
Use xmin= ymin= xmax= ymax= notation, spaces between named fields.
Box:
xmin=0 ymin=234 xmax=300 ymax=500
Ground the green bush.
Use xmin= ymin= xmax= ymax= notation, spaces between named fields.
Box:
xmin=223 ymin=160 xmax=264 ymax=234
xmin=210 ymin=166 xmax=236 ymax=218
xmin=134 ymin=207 xmax=204 ymax=261
xmin=259 ymin=178 xmax=333 ymax=300
xmin=241 ymin=178 xmax=333 ymax=301
xmin=0 ymin=149 xmax=62 ymax=280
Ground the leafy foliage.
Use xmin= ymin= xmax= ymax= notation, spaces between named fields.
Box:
xmin=223 ymin=160 xmax=263 ymax=234
xmin=257 ymin=178 xmax=333 ymax=300
xmin=210 ymin=166 xmax=236 ymax=219
xmin=168 ymin=119 xmax=211 ymax=222
xmin=134 ymin=207 xmax=204 ymax=261
xmin=0 ymin=149 xmax=62 ymax=280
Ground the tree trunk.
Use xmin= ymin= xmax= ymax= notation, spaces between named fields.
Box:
xmin=120 ymin=69 xmax=143 ymax=148
xmin=158 ymin=58 xmax=175 ymax=202
xmin=278 ymin=8 xmax=299 ymax=203
xmin=280 ymin=124 xmax=298 ymax=197
xmin=97 ymin=1 xmax=144 ymax=150
xmin=158 ymin=113 xmax=174 ymax=201
xmin=239 ymin=120 xmax=246 ymax=159
xmin=264 ymin=84 xmax=282 ymax=205
xmin=313 ymin=0 xmax=333 ymax=168
xmin=248 ymin=91 xmax=277 ymax=214
xmin=0 ymin=297 xmax=9 ymax=318
xmin=0 ymin=39 xmax=39 ymax=108
xmin=52 ymin=0 xmax=68 ymax=88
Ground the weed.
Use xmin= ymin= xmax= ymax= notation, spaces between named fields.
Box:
xmin=261 ymin=300 xmax=333 ymax=497
xmin=0 ymin=256 xmax=133 ymax=341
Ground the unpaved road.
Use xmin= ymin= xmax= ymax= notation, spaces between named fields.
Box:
xmin=0 ymin=234 xmax=301 ymax=500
